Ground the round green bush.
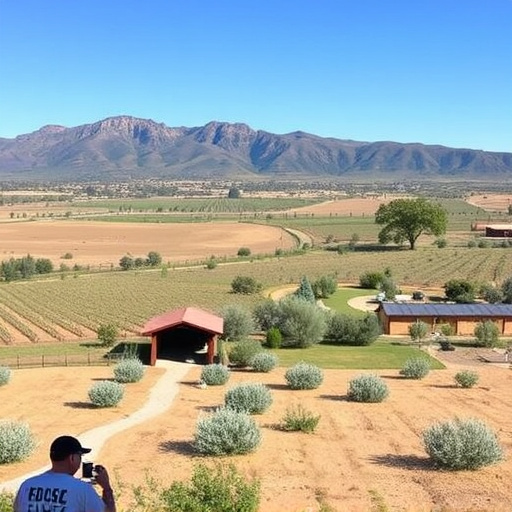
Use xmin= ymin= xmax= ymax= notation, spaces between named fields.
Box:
xmin=423 ymin=418 xmax=504 ymax=470
xmin=195 ymin=408 xmax=261 ymax=455
xmin=0 ymin=366 xmax=11 ymax=386
xmin=265 ymin=327 xmax=282 ymax=348
xmin=0 ymin=420 xmax=37 ymax=464
xmin=454 ymin=370 xmax=479 ymax=388
xmin=225 ymin=382 xmax=273 ymax=414
xmin=285 ymin=362 xmax=324 ymax=390
xmin=347 ymin=374 xmax=389 ymax=403
xmin=88 ymin=380 xmax=124 ymax=407
xmin=114 ymin=358 xmax=145 ymax=383
xmin=201 ymin=364 xmax=230 ymax=386
xmin=249 ymin=352 xmax=279 ymax=373
xmin=228 ymin=339 xmax=264 ymax=367
xmin=399 ymin=357 xmax=431 ymax=379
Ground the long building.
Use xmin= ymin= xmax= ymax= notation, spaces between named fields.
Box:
xmin=377 ymin=302 xmax=512 ymax=336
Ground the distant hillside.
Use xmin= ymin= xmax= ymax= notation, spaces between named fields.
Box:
xmin=0 ymin=116 xmax=511 ymax=181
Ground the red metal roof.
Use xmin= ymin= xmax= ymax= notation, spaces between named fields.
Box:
xmin=142 ymin=307 xmax=224 ymax=336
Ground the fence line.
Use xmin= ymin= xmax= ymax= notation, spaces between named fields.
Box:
xmin=0 ymin=352 xmax=121 ymax=370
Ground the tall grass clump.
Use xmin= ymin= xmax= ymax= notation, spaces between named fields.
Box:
xmin=347 ymin=374 xmax=389 ymax=403
xmin=201 ymin=364 xmax=230 ymax=386
xmin=0 ymin=366 xmax=10 ymax=386
xmin=114 ymin=358 xmax=145 ymax=383
xmin=423 ymin=418 xmax=504 ymax=470
xmin=228 ymin=339 xmax=264 ymax=367
xmin=281 ymin=404 xmax=321 ymax=433
xmin=0 ymin=490 xmax=14 ymax=512
xmin=225 ymin=383 xmax=273 ymax=414
xmin=162 ymin=462 xmax=260 ymax=512
xmin=399 ymin=357 xmax=430 ymax=379
xmin=249 ymin=352 xmax=279 ymax=373
xmin=454 ymin=370 xmax=479 ymax=388
xmin=194 ymin=408 xmax=261 ymax=455
xmin=88 ymin=380 xmax=124 ymax=407
xmin=0 ymin=420 xmax=37 ymax=464
xmin=285 ymin=362 xmax=324 ymax=390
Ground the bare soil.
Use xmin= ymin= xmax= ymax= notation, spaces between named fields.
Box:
xmin=465 ymin=194 xmax=512 ymax=213
xmin=2 ymin=355 xmax=512 ymax=512
xmin=0 ymin=221 xmax=295 ymax=267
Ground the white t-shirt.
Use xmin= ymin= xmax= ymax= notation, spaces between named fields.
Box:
xmin=14 ymin=471 xmax=105 ymax=512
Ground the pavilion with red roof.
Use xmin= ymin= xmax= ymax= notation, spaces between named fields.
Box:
xmin=142 ymin=307 xmax=224 ymax=365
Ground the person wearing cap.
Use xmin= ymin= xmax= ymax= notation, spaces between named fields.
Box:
xmin=13 ymin=435 xmax=116 ymax=512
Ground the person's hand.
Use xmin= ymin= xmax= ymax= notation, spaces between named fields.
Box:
xmin=93 ymin=465 xmax=112 ymax=491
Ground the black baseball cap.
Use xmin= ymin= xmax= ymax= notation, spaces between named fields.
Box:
xmin=50 ymin=436 xmax=91 ymax=461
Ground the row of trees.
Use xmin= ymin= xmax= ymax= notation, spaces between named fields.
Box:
xmin=0 ymin=255 xmax=53 ymax=282
xmin=119 ymin=251 xmax=162 ymax=270
xmin=445 ymin=277 xmax=512 ymax=304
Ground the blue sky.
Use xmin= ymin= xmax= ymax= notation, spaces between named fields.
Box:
xmin=1 ymin=0 xmax=511 ymax=152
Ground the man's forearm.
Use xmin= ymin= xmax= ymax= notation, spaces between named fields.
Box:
xmin=102 ymin=487 xmax=116 ymax=512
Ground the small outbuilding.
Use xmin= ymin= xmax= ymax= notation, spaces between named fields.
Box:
xmin=377 ymin=302 xmax=512 ymax=336
xmin=485 ymin=224 xmax=512 ymax=238
xmin=142 ymin=307 xmax=223 ymax=365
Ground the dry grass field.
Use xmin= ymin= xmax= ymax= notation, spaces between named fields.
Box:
xmin=1 ymin=356 xmax=512 ymax=512
xmin=0 ymin=220 xmax=296 ymax=267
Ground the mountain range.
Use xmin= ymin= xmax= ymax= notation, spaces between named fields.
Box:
xmin=0 ymin=116 xmax=511 ymax=181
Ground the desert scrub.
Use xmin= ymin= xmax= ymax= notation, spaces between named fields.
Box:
xmin=194 ymin=408 xmax=261 ymax=455
xmin=0 ymin=420 xmax=37 ymax=464
xmin=114 ymin=358 xmax=145 ymax=383
xmin=282 ymin=404 xmax=320 ymax=433
xmin=201 ymin=364 xmax=230 ymax=386
xmin=163 ymin=462 xmax=261 ymax=512
xmin=285 ymin=362 xmax=324 ymax=390
xmin=454 ymin=370 xmax=479 ymax=388
xmin=347 ymin=374 xmax=389 ymax=403
xmin=399 ymin=357 xmax=430 ymax=379
xmin=0 ymin=366 xmax=10 ymax=386
xmin=88 ymin=380 xmax=124 ymax=407
xmin=225 ymin=382 xmax=273 ymax=414
xmin=228 ymin=339 xmax=264 ymax=367
xmin=249 ymin=352 xmax=279 ymax=373
xmin=423 ymin=418 xmax=504 ymax=470
xmin=0 ymin=490 xmax=14 ymax=512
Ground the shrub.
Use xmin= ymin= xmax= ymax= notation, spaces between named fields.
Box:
xmin=423 ymin=418 xmax=504 ymax=470
xmin=408 ymin=321 xmax=429 ymax=346
xmin=0 ymin=420 xmax=37 ymax=464
xmin=220 ymin=304 xmax=255 ymax=342
xmin=311 ymin=275 xmax=338 ymax=299
xmin=0 ymin=366 xmax=11 ymax=386
xmin=454 ymin=370 xmax=479 ymax=388
xmin=502 ymin=276 xmax=512 ymax=304
xmin=380 ymin=276 xmax=398 ymax=300
xmin=434 ymin=238 xmax=447 ymax=248
xmin=281 ymin=404 xmax=320 ymax=433
xmin=253 ymin=300 xmax=281 ymax=331
xmin=162 ymin=462 xmax=260 ymax=512
xmin=399 ymin=357 xmax=430 ymax=379
xmin=359 ymin=271 xmax=384 ymax=289
xmin=205 ymin=257 xmax=218 ymax=270
xmin=444 ymin=279 xmax=476 ymax=303
xmin=0 ymin=490 xmax=14 ymax=512
xmin=324 ymin=312 xmax=380 ymax=346
xmin=231 ymin=275 xmax=262 ymax=294
xmin=285 ymin=362 xmax=324 ymax=390
xmin=88 ymin=380 xmax=124 ymax=407
xmin=277 ymin=296 xmax=328 ymax=348
xmin=265 ymin=327 xmax=282 ymax=348
xmin=114 ymin=359 xmax=145 ymax=383
xmin=228 ymin=339 xmax=264 ymax=367
xmin=225 ymin=383 xmax=273 ymax=414
xmin=237 ymin=247 xmax=251 ymax=257
xmin=439 ymin=323 xmax=455 ymax=336
xmin=194 ymin=408 xmax=261 ymax=455
xmin=249 ymin=352 xmax=279 ymax=373
xmin=480 ymin=284 xmax=503 ymax=304
xmin=201 ymin=364 xmax=230 ymax=386
xmin=474 ymin=320 xmax=500 ymax=348
xmin=347 ymin=374 xmax=389 ymax=403
xmin=146 ymin=251 xmax=162 ymax=267
xmin=467 ymin=239 xmax=477 ymax=248
xmin=97 ymin=323 xmax=118 ymax=347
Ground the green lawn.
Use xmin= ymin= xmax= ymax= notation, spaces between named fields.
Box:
xmin=322 ymin=286 xmax=377 ymax=316
xmin=270 ymin=340 xmax=445 ymax=370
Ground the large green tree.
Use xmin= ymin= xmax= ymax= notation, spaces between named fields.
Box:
xmin=375 ymin=198 xmax=447 ymax=250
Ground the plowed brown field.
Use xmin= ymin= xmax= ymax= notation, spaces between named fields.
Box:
xmin=0 ymin=221 xmax=296 ymax=267
xmin=466 ymin=194 xmax=512 ymax=213
xmin=2 ymin=354 xmax=512 ymax=512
